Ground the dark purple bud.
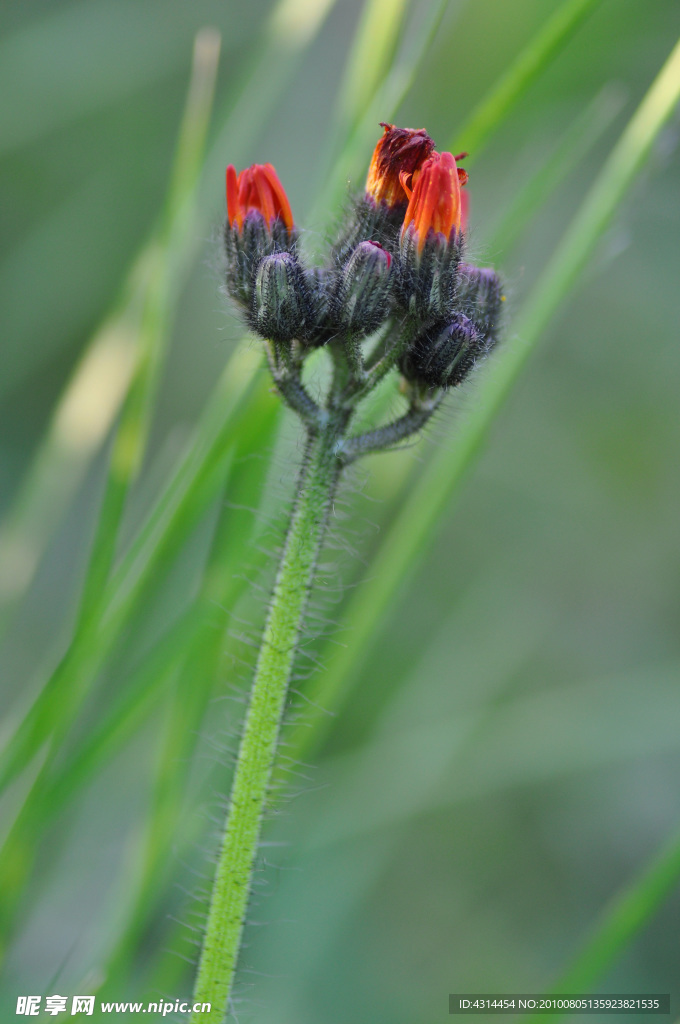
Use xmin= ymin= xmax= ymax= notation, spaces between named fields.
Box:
xmin=400 ymin=313 xmax=484 ymax=388
xmin=455 ymin=264 xmax=504 ymax=345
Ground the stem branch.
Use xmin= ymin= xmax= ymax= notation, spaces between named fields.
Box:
xmin=263 ymin=339 xmax=322 ymax=426
xmin=339 ymin=395 xmax=442 ymax=463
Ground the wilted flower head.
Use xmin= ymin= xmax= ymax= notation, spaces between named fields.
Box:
xmin=365 ymin=122 xmax=435 ymax=209
xmin=401 ymin=151 xmax=467 ymax=253
xmin=226 ymin=162 xmax=294 ymax=233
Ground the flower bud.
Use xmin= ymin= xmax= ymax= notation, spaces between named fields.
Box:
xmin=397 ymin=152 xmax=467 ymax=320
xmin=224 ymin=162 xmax=296 ymax=309
xmin=303 ymin=266 xmax=339 ymax=347
xmin=455 ymin=264 xmax=504 ymax=346
xmin=401 ymin=151 xmax=465 ymax=251
xmin=397 ymin=230 xmax=462 ymax=321
xmin=400 ymin=314 xmax=484 ymax=389
xmin=335 ymin=241 xmax=393 ymax=336
xmin=249 ymin=252 xmax=311 ymax=344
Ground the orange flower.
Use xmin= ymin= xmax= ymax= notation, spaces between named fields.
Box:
xmin=401 ymin=151 xmax=467 ymax=252
xmin=226 ymin=163 xmax=294 ymax=233
xmin=365 ymin=123 xmax=435 ymax=208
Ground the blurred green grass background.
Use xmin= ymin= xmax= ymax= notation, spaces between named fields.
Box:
xmin=1 ymin=0 xmax=680 ymax=1020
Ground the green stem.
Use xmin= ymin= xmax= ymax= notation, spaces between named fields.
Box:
xmin=191 ymin=425 xmax=343 ymax=1023
xmin=340 ymin=396 xmax=442 ymax=462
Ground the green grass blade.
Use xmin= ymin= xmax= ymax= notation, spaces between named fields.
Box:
xmin=489 ymin=82 xmax=626 ymax=258
xmin=0 ymin=371 xmax=279 ymax=953
xmin=0 ymin=247 xmax=147 ymax=627
xmin=540 ymin=825 xmax=680 ymax=1003
xmin=0 ymin=0 xmax=339 ymax=631
xmin=0 ymin=27 xmax=224 ymax=631
xmin=0 ymin=34 xmax=222 ymax=949
xmin=312 ymin=0 xmax=413 ymax=195
xmin=0 ymin=33 xmax=220 ymax=790
xmin=334 ymin=0 xmax=411 ymax=136
xmin=0 ymin=355 xmax=265 ymax=796
xmin=77 ymin=29 xmax=221 ymax=621
xmin=287 ymin=32 xmax=680 ymax=764
xmin=513 ymin=34 xmax=680 ymax=341
xmin=32 ymin=391 xmax=275 ymax=824
xmin=312 ymin=0 xmax=452 ymax=223
xmin=97 ymin=405 xmax=279 ymax=992
xmin=43 ymin=609 xmax=203 ymax=813
xmin=200 ymin=0 xmax=340 ymax=201
xmin=450 ymin=0 xmax=603 ymax=158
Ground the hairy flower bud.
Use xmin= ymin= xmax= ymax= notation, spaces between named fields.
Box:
xmin=400 ymin=314 xmax=485 ymax=389
xmin=455 ymin=264 xmax=504 ymax=346
xmin=397 ymin=152 xmax=467 ymax=320
xmin=335 ymin=241 xmax=393 ymax=336
xmin=401 ymin=151 xmax=465 ymax=250
xmin=249 ymin=252 xmax=311 ymax=344
xmin=224 ymin=162 xmax=296 ymax=309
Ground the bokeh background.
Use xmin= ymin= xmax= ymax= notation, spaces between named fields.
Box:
xmin=1 ymin=0 xmax=680 ymax=1021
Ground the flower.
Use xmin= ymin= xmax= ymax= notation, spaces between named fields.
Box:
xmin=226 ymin=162 xmax=294 ymax=233
xmin=401 ymin=151 xmax=467 ymax=253
xmin=365 ymin=123 xmax=435 ymax=208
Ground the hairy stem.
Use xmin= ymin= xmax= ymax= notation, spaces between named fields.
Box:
xmin=340 ymin=395 xmax=442 ymax=463
xmin=191 ymin=425 xmax=343 ymax=1023
xmin=263 ymin=338 xmax=322 ymax=425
